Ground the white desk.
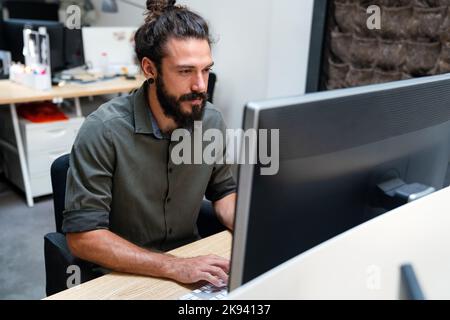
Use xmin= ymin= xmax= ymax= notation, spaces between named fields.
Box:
xmin=228 ymin=186 xmax=450 ymax=300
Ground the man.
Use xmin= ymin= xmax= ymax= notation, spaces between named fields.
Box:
xmin=62 ymin=1 xmax=236 ymax=288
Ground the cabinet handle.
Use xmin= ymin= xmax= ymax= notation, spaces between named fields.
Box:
xmin=46 ymin=129 xmax=67 ymax=137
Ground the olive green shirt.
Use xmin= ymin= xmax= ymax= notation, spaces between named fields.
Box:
xmin=62 ymin=82 xmax=236 ymax=251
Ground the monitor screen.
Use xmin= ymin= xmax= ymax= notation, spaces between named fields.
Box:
xmin=3 ymin=19 xmax=65 ymax=73
xmin=64 ymin=28 xmax=85 ymax=69
xmin=82 ymin=27 xmax=137 ymax=70
xmin=3 ymin=1 xmax=59 ymax=21
xmin=229 ymin=74 xmax=450 ymax=291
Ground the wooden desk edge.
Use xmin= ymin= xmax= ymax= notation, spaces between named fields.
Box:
xmin=0 ymin=77 xmax=145 ymax=105
xmin=44 ymin=230 xmax=232 ymax=300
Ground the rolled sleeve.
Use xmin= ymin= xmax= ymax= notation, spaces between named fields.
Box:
xmin=205 ymin=164 xmax=236 ymax=202
xmin=62 ymin=115 xmax=115 ymax=233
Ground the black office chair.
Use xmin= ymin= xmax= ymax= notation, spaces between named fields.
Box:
xmin=207 ymin=72 xmax=217 ymax=103
xmin=44 ymin=154 xmax=225 ymax=296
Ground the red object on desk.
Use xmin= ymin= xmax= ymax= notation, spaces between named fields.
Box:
xmin=17 ymin=102 xmax=69 ymax=123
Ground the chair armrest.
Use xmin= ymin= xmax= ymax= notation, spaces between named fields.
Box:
xmin=44 ymin=232 xmax=103 ymax=296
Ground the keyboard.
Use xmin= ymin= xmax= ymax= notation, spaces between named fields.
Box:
xmin=178 ymin=283 xmax=228 ymax=300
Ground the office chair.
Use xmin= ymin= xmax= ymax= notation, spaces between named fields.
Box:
xmin=44 ymin=154 xmax=225 ymax=296
xmin=207 ymin=72 xmax=217 ymax=104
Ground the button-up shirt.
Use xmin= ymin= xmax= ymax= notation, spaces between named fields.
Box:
xmin=62 ymin=82 xmax=236 ymax=251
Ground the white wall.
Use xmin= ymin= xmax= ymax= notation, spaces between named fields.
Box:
xmin=90 ymin=0 xmax=145 ymax=26
xmin=89 ymin=0 xmax=314 ymax=129
xmin=266 ymin=0 xmax=314 ymax=98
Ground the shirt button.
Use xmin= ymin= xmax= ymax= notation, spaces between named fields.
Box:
xmin=168 ymin=167 xmax=173 ymax=173
xmin=166 ymin=197 xmax=171 ymax=203
xmin=168 ymin=228 xmax=173 ymax=235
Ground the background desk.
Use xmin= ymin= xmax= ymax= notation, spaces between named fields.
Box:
xmin=228 ymin=186 xmax=450 ymax=300
xmin=0 ymin=77 xmax=144 ymax=206
xmin=45 ymin=231 xmax=232 ymax=300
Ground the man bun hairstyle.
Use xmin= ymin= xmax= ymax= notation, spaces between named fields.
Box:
xmin=135 ymin=0 xmax=212 ymax=71
xmin=145 ymin=0 xmax=176 ymax=23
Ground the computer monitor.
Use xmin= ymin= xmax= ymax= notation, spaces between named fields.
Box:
xmin=3 ymin=1 xmax=59 ymax=21
xmin=64 ymin=28 xmax=85 ymax=69
xmin=82 ymin=27 xmax=137 ymax=70
xmin=229 ymin=74 xmax=450 ymax=291
xmin=3 ymin=19 xmax=65 ymax=73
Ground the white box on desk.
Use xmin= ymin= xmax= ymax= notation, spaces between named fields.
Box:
xmin=9 ymin=67 xmax=52 ymax=91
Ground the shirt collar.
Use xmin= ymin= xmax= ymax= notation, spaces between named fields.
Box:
xmin=133 ymin=81 xmax=168 ymax=140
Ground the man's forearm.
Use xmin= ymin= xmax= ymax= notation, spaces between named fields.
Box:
xmin=66 ymin=230 xmax=171 ymax=278
xmin=66 ymin=229 xmax=231 ymax=287
xmin=213 ymin=192 xmax=236 ymax=230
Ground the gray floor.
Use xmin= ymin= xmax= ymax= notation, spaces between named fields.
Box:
xmin=0 ymin=179 xmax=54 ymax=299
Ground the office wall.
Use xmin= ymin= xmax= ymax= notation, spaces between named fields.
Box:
xmin=90 ymin=0 xmax=314 ymax=128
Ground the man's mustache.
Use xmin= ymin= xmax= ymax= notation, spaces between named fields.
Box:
xmin=179 ymin=92 xmax=209 ymax=102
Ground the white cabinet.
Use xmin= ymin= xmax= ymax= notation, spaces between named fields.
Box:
xmin=22 ymin=120 xmax=82 ymax=153
xmin=0 ymin=114 xmax=84 ymax=197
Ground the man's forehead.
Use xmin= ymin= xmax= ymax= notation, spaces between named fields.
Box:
xmin=164 ymin=37 xmax=212 ymax=67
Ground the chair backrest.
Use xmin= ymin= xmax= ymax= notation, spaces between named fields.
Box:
xmin=50 ymin=154 xmax=70 ymax=234
xmin=207 ymin=72 xmax=217 ymax=103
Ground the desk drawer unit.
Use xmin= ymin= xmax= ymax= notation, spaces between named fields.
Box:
xmin=1 ymin=147 xmax=57 ymax=197
xmin=21 ymin=117 xmax=84 ymax=153
xmin=26 ymin=147 xmax=72 ymax=176
xmin=0 ymin=115 xmax=85 ymax=197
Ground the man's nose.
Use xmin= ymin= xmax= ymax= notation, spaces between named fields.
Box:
xmin=191 ymin=73 xmax=207 ymax=93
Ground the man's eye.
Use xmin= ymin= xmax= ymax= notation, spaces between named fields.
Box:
xmin=203 ymin=68 xmax=212 ymax=73
xmin=180 ymin=70 xmax=191 ymax=75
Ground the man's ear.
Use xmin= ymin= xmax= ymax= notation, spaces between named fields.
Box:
xmin=141 ymin=57 xmax=158 ymax=80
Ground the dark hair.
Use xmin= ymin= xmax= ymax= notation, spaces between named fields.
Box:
xmin=134 ymin=0 xmax=212 ymax=71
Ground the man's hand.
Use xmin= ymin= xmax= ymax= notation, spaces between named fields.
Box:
xmin=163 ymin=254 xmax=229 ymax=287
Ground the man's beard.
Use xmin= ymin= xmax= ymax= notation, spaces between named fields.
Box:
xmin=155 ymin=76 xmax=208 ymax=130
